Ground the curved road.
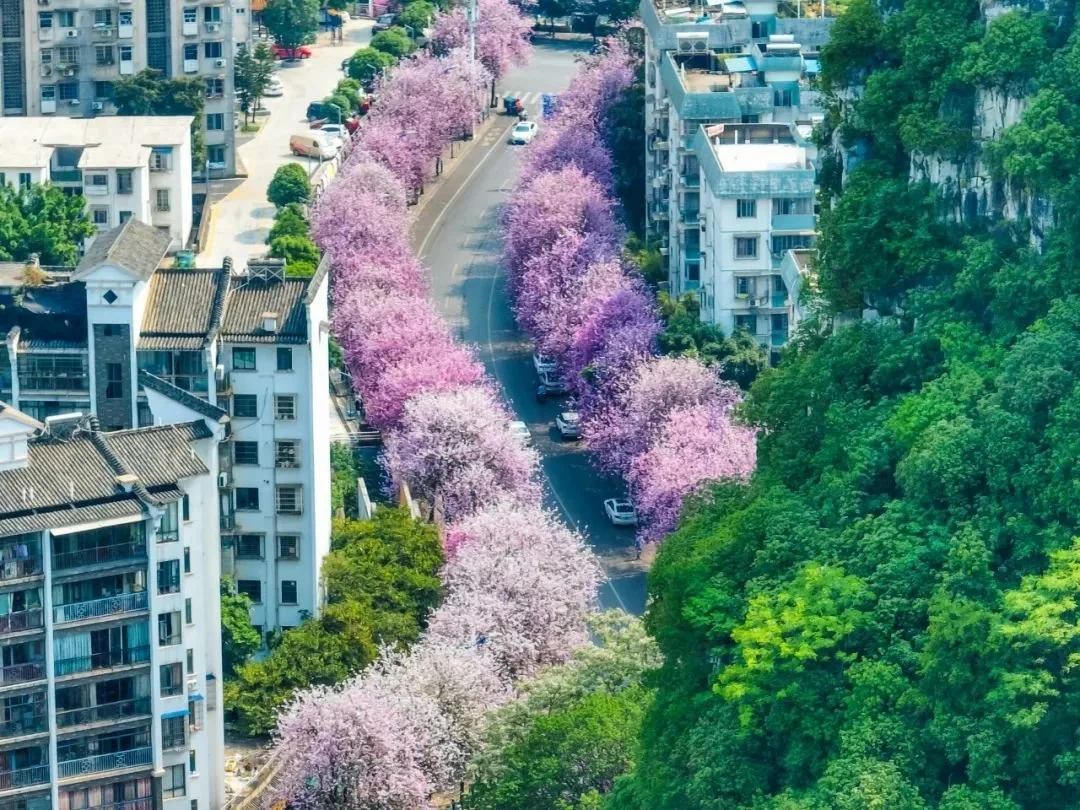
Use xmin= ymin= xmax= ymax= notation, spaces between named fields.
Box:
xmin=412 ymin=41 xmax=648 ymax=615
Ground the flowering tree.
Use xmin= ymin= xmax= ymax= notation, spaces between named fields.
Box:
xmin=427 ymin=502 xmax=601 ymax=680
xmin=550 ymin=37 xmax=635 ymax=143
xmin=520 ymin=124 xmax=615 ymax=190
xmin=430 ymin=0 xmax=531 ymax=104
xmin=368 ymin=342 xmax=486 ymax=427
xmin=312 ymin=161 xmax=409 ymax=264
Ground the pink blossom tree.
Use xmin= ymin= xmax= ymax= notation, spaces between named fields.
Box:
xmin=366 ymin=341 xmax=486 ymax=427
xmin=520 ymin=124 xmax=615 ymax=190
xmin=430 ymin=0 xmax=532 ymax=104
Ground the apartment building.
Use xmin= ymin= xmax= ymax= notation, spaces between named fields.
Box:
xmin=642 ymin=0 xmax=832 ymax=345
xmin=0 ymin=116 xmax=192 ymax=250
xmin=0 ymin=0 xmax=248 ymax=176
xmin=0 ymin=403 xmax=226 ymax=810
xmin=0 ymin=220 xmax=332 ymax=640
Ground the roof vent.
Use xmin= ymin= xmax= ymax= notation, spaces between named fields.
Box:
xmin=115 ymin=473 xmax=139 ymax=492
xmin=262 ymin=311 xmax=279 ymax=333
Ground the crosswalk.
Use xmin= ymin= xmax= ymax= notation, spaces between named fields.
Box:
xmin=505 ymin=91 xmax=544 ymax=106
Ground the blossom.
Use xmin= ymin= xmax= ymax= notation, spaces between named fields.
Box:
xmin=520 ymin=123 xmax=615 ymax=190
xmin=430 ymin=0 xmax=532 ymax=81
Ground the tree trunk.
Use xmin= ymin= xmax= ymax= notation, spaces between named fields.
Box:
xmin=489 ymin=78 xmax=496 ymax=108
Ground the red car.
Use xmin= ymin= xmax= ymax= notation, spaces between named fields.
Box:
xmin=273 ymin=44 xmax=312 ymax=59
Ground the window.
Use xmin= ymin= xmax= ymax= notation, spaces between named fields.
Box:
xmin=40 ymin=86 xmax=55 ymax=106
xmin=95 ymin=45 xmax=113 ymax=65
xmin=186 ymin=648 xmax=194 ymax=675
xmin=275 ymin=440 xmax=299 ymax=468
xmin=233 ymin=394 xmax=257 ymax=418
xmin=281 ymin=580 xmax=297 ymax=605
xmin=163 ymin=764 xmax=185 ymax=799
xmin=774 ymin=88 xmax=794 ymax=107
xmin=207 ymin=145 xmax=226 ymax=166
xmin=161 ymin=662 xmax=183 ymax=696
xmin=162 ymin=716 xmax=186 ymax=750
xmin=94 ymin=8 xmax=112 ymax=26
xmin=235 ymin=487 xmax=259 ymax=511
xmin=183 ymin=7 xmax=197 ymax=23
xmin=232 ymin=348 xmax=256 ymax=371
xmin=205 ymin=78 xmax=224 ymax=98
xmin=277 ymin=535 xmax=299 ymax=560
xmin=17 ymin=173 xmax=30 ymax=191
xmin=102 ymin=324 xmax=122 ymax=337
xmin=150 ymin=148 xmax=170 ymax=172
xmin=94 ymin=81 xmax=114 ymax=100
xmin=276 ymin=348 xmax=293 ymax=371
xmin=204 ymin=5 xmax=222 ymax=22
xmin=736 ymin=199 xmax=756 ymax=218
xmin=183 ymin=43 xmax=198 ymax=61
xmin=274 ymin=395 xmax=296 ymax=421
xmin=119 ymin=210 xmax=133 ymax=224
xmin=58 ymin=82 xmax=78 ymax=101
xmin=188 ymin=698 xmax=204 ymax=731
xmin=276 ymin=486 xmax=302 ymax=516
xmin=105 ymin=362 xmax=123 ymax=398
xmin=157 ymin=560 xmax=180 ymax=594
xmin=235 ymin=534 xmax=264 ymax=559
xmin=736 ymin=276 xmax=752 ymax=296
xmin=189 ymin=748 xmax=197 ymax=774
xmin=39 ymin=12 xmax=53 ymax=29
xmin=184 ymin=598 xmax=192 ymax=624
xmin=155 ymin=189 xmax=170 ymax=212
xmin=236 ymin=580 xmax=262 ymax=603
xmin=89 ymin=173 xmax=107 ymax=188
xmin=206 ymin=112 xmax=224 ymax=131
xmin=204 ymin=41 xmax=223 ymax=59
xmin=183 ymin=546 xmax=191 ymax=574
xmin=771 ymin=234 xmax=815 ymax=255
xmin=182 ymin=494 xmax=190 ymax=521
xmin=233 ymin=441 xmax=258 ymax=465
xmin=119 ymin=44 xmax=133 ymax=63
xmin=57 ymin=10 xmax=75 ymax=27
xmin=119 ymin=10 xmax=132 ymax=27
xmin=92 ymin=208 xmax=108 ymax=226
xmin=772 ymin=197 xmax=812 ymax=215
xmin=735 ymin=236 xmax=758 ymax=259
xmin=116 ymin=169 xmax=133 ymax=194
xmin=40 ymin=49 xmax=52 ymax=65
xmin=158 ymin=611 xmax=182 ymax=646
xmin=735 ymin=314 xmax=756 ymax=333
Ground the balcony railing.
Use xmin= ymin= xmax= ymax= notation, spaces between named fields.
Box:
xmin=56 ymin=697 xmax=151 ymax=728
xmin=0 ymin=558 xmax=42 ymax=582
xmin=54 ymin=644 xmax=150 ymax=677
xmin=0 ymin=710 xmax=47 ymax=737
xmin=51 ymin=169 xmax=82 ymax=182
xmin=0 ymin=608 xmax=43 ymax=635
xmin=57 ymin=746 xmax=152 ymax=779
xmin=220 ymin=513 xmax=236 ymax=531
xmin=53 ymin=591 xmax=148 ymax=624
xmin=0 ymin=662 xmax=45 ymax=686
xmin=92 ymin=800 xmax=153 ymax=810
xmin=0 ymin=763 xmax=49 ymax=790
xmin=52 ymin=541 xmax=146 ymax=572
xmin=18 ymin=376 xmax=90 ymax=393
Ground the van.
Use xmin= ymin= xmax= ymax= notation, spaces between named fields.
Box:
xmin=289 ymin=133 xmax=338 ymax=161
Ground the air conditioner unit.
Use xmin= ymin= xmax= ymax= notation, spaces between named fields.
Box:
xmin=676 ymin=32 xmax=708 ymax=54
xmin=63 ymin=66 xmax=75 ymax=76
xmin=206 ymin=22 xmax=221 ymax=32
xmin=213 ymin=58 xmax=226 ymax=68
xmin=215 ymin=364 xmax=225 ymax=381
xmin=65 ymin=29 xmax=78 ymax=38
xmin=92 ymin=101 xmax=104 ymax=111
xmin=99 ymin=28 xmax=112 ymax=37
xmin=218 ymin=472 xmax=230 ymax=488
xmin=40 ymin=65 xmax=51 ymax=76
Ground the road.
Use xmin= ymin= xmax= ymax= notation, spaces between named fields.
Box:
xmin=413 ymin=40 xmax=649 ymax=615
xmin=198 ymin=19 xmax=373 ymax=268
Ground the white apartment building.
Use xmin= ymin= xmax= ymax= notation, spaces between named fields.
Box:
xmin=0 ymin=403 xmax=226 ymax=810
xmin=0 ymin=0 xmax=248 ymax=176
xmin=0 ymin=221 xmax=332 ymax=642
xmin=0 ymin=116 xmax=192 ymax=250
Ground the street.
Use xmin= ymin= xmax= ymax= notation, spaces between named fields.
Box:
xmin=198 ymin=19 xmax=373 ymax=268
xmin=413 ymin=41 xmax=649 ymax=615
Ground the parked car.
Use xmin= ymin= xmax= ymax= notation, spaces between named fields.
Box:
xmin=263 ymin=77 xmax=284 ymax=97
xmin=318 ymin=123 xmax=347 ymax=145
xmin=289 ymin=133 xmax=338 ymax=160
xmin=273 ymin=44 xmax=312 ymax=60
xmin=533 ymin=353 xmax=556 ymax=376
xmin=306 ymin=101 xmax=339 ymax=121
xmin=538 ymin=371 xmax=570 ymax=395
xmin=373 ymin=13 xmax=397 ymax=32
xmin=509 ymin=121 xmax=539 ymax=145
xmin=603 ymin=498 xmax=637 ymax=527
xmin=509 ymin=421 xmax=531 ymax=445
xmin=555 ymin=411 xmax=581 ymax=440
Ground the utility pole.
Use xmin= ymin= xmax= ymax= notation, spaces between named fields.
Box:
xmin=467 ymin=0 xmax=477 ymax=66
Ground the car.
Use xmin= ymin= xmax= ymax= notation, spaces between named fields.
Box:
xmin=533 ymin=353 xmax=556 ymax=376
xmin=273 ymin=44 xmax=312 ymax=60
xmin=604 ymin=498 xmax=638 ymax=527
xmin=289 ymin=133 xmax=338 ymax=160
xmin=372 ymin=13 xmax=397 ymax=32
xmin=538 ymin=371 xmax=570 ymax=395
xmin=555 ymin=411 xmax=581 ymax=440
xmin=319 ymin=123 xmax=347 ymax=144
xmin=263 ymin=77 xmax=284 ymax=97
xmin=509 ymin=121 xmax=539 ymax=145
xmin=509 ymin=421 xmax=531 ymax=444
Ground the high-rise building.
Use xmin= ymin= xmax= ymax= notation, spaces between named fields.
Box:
xmin=0 ymin=403 xmax=226 ymax=810
xmin=0 ymin=0 xmax=250 ymax=176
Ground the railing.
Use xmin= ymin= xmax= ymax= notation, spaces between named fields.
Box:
xmin=18 ymin=376 xmax=90 ymax=393
xmin=0 ymin=662 xmax=45 ymax=686
xmin=54 ymin=644 xmax=150 ymax=677
xmin=0 ymin=763 xmax=49 ymax=790
xmin=53 ymin=591 xmax=147 ymax=624
xmin=771 ymin=213 xmax=815 ymax=232
xmin=57 ymin=746 xmax=152 ymax=779
xmin=0 ymin=608 xmax=43 ymax=634
xmin=86 ymin=800 xmax=153 ymax=810
xmin=220 ymin=514 xmax=236 ymax=531
xmin=216 ymin=371 xmax=231 ymax=394
xmin=680 ymin=174 xmax=700 ymax=188
xmin=0 ymin=558 xmax=42 ymax=583
xmin=56 ymin=697 xmax=151 ymax=728
xmin=52 ymin=541 xmax=146 ymax=571
xmin=51 ymin=169 xmax=82 ymax=182
xmin=0 ymin=710 xmax=47 ymax=737
xmin=156 ymin=529 xmax=179 ymax=544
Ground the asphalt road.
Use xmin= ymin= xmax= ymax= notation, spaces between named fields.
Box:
xmin=413 ymin=41 xmax=649 ymax=615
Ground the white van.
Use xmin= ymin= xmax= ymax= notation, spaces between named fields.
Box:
xmin=289 ymin=133 xmax=338 ymax=160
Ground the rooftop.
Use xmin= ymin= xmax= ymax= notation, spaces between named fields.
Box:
xmin=0 ymin=116 xmax=192 ymax=154
xmin=79 ymin=143 xmax=152 ymax=170
xmin=139 ymin=267 xmax=228 ymax=351
xmin=790 ymin=248 xmax=814 ymax=273
xmin=75 ymin=219 xmax=172 ymax=282
xmin=714 ymin=142 xmax=807 ymax=171
xmin=1 ymin=144 xmax=53 ymax=169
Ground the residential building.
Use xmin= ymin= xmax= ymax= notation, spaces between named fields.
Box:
xmin=0 ymin=403 xmax=225 ymax=810
xmin=0 ymin=0 xmax=245 ymax=176
xmin=693 ymin=122 xmax=815 ymax=359
xmin=0 ymin=221 xmax=332 ymax=641
xmin=0 ymin=116 xmax=192 ymax=250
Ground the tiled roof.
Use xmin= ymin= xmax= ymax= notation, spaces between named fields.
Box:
xmin=138 ymin=371 xmax=229 ymax=423
xmin=0 ymin=498 xmax=143 ymax=539
xmin=75 ymin=219 xmax=171 ymax=281
xmin=102 ymin=422 xmax=212 ymax=488
xmin=220 ymin=278 xmax=309 ymax=344
xmin=138 ymin=268 xmax=228 ymax=350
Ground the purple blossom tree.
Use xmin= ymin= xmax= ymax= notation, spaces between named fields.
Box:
xmin=430 ymin=0 xmax=531 ymax=103
xmin=365 ymin=341 xmax=486 ymax=427
xmin=520 ymin=124 xmax=615 ymax=190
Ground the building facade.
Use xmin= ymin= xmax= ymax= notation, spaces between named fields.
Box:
xmin=0 ymin=117 xmax=193 ymax=250
xmin=0 ymin=404 xmax=226 ymax=810
xmin=0 ymin=0 xmax=247 ymax=176
xmin=0 ymin=221 xmax=332 ymax=642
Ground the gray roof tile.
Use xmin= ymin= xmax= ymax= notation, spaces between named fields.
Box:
xmin=75 ymin=219 xmax=171 ymax=282
xmin=139 ymin=268 xmax=228 ymax=349
xmin=138 ymin=371 xmax=229 ymax=423
xmin=220 ymin=278 xmax=309 ymax=344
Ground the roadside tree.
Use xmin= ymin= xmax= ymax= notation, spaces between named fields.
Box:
xmin=267 ymin=162 xmax=311 ymax=207
xmin=263 ymin=0 xmax=319 ymax=57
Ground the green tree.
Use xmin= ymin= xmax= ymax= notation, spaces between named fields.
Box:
xmin=234 ymin=42 xmax=275 ymax=124
xmin=113 ymin=69 xmax=207 ymax=168
xmin=267 ymin=162 xmax=311 ymax=208
xmin=268 ymin=204 xmax=309 ymax=242
xmin=608 ymin=77 xmax=646 ymax=236
xmin=398 ymin=0 xmax=435 ymax=30
xmin=371 ymin=27 xmax=416 ymax=58
xmin=330 ymin=442 xmax=361 ymax=518
xmin=220 ymin=578 xmax=262 ymax=677
xmin=263 ymin=0 xmax=319 ymax=56
xmin=0 ymin=184 xmax=94 ymax=265
xmin=268 ymin=233 xmax=320 ymax=275
xmin=348 ymin=47 xmax=396 ymax=85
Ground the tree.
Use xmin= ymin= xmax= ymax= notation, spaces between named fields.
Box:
xmin=263 ymin=0 xmax=319 ymax=56
xmin=234 ymin=42 xmax=274 ymax=124
xmin=269 ymin=234 xmax=320 ymax=276
xmin=267 ymin=162 xmax=311 ymax=207
xmin=112 ymin=69 xmax=207 ymax=169
xmin=267 ymin=204 xmax=309 ymax=242
xmin=371 ymin=27 xmax=416 ymax=58
xmin=220 ymin=578 xmax=261 ymax=677
xmin=430 ymin=0 xmax=532 ymax=103
xmin=347 ymin=47 xmax=396 ymax=86
xmin=0 ymin=183 xmax=94 ymax=265
xmin=330 ymin=441 xmax=361 ymax=518
xmin=399 ymin=0 xmax=436 ymax=30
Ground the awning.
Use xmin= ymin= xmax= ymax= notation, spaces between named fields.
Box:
xmin=724 ymin=56 xmax=755 ymax=73
xmin=162 ymin=708 xmax=188 ymax=720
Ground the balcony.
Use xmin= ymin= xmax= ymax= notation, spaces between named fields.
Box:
xmin=0 ymin=662 xmax=45 ymax=687
xmin=161 ymin=728 xmax=186 ymax=751
xmin=94 ymin=799 xmax=153 ymax=810
xmin=0 ymin=764 xmax=49 ymax=791
xmin=0 ymin=609 xmax=43 ymax=635
xmin=57 ymin=746 xmax=151 ymax=780
xmin=54 ymin=645 xmax=150 ymax=677
xmin=220 ymin=513 xmax=236 ymax=531
xmin=0 ymin=555 xmax=42 ymax=585
xmin=50 ymin=169 xmax=82 ymax=183
xmin=648 ymin=202 xmax=670 ymax=220
xmin=53 ymin=591 xmax=147 ymax=625
xmin=0 ymin=704 xmax=47 ymax=738
xmin=56 ymin=697 xmax=151 ymax=729
xmin=771 ymin=332 xmax=787 ymax=347
xmin=771 ymin=213 xmax=815 ymax=232
xmin=679 ymin=174 xmax=700 ymax=189
xmin=52 ymin=541 xmax=146 ymax=572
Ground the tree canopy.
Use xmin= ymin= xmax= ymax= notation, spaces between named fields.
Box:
xmin=263 ymin=0 xmax=319 ymax=54
xmin=0 ymin=184 xmax=93 ymax=265
xmin=112 ymin=69 xmax=206 ymax=168
xmin=267 ymin=162 xmax=311 ymax=208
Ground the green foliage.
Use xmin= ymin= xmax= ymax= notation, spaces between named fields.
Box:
xmin=220 ymin=578 xmax=262 ymax=677
xmin=348 ymin=47 xmax=397 ymax=85
xmin=268 ymin=204 xmax=309 ymax=242
xmin=0 ymin=184 xmax=93 ymax=265
xmin=371 ymin=27 xmax=416 ymax=58
xmin=329 ymin=334 xmax=344 ymax=369
xmin=960 ymin=10 xmax=1052 ymax=93
xmin=323 ymin=93 xmax=352 ymax=119
xmin=333 ymin=78 xmax=363 ymax=112
xmin=607 ymin=75 xmax=646 ymax=236
xmin=226 ymin=509 xmax=443 ymax=735
xmin=984 ymin=89 xmax=1079 ymax=192
xmin=112 ymin=69 xmax=207 ymax=169
xmin=330 ymin=441 xmax=362 ymax=518
xmin=267 ymin=162 xmax=311 ymax=208
xmin=398 ymin=0 xmax=435 ymax=31
xmin=234 ymin=42 xmax=275 ymax=124
xmin=657 ymin=293 xmax=767 ymax=389
xmin=268 ymin=234 xmax=320 ymax=274
xmin=818 ymin=0 xmax=884 ymax=92
xmin=623 ymin=233 xmax=664 ymax=285
xmin=263 ymin=0 xmax=319 ymax=54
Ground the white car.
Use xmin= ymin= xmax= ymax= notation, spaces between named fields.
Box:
xmin=263 ymin=77 xmax=284 ymax=97
xmin=604 ymin=498 xmax=638 ymax=527
xmin=509 ymin=420 xmax=531 ymax=445
xmin=555 ymin=411 xmax=581 ymax=440
xmin=533 ymin=353 xmax=556 ymax=376
xmin=509 ymin=121 xmax=539 ymax=145
xmin=538 ymin=371 xmax=570 ymax=396
xmin=319 ymin=124 xmax=347 ymax=145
